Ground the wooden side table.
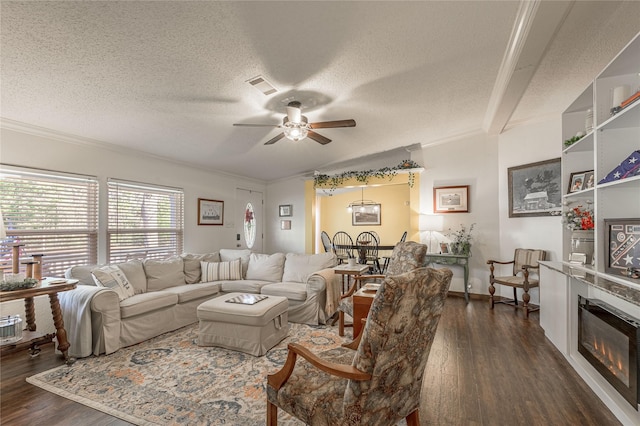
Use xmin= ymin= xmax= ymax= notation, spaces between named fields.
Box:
xmin=334 ymin=264 xmax=369 ymax=293
xmin=352 ymin=288 xmax=377 ymax=338
xmin=0 ymin=277 xmax=77 ymax=364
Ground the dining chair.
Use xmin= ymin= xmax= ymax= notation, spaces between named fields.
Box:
xmin=356 ymin=231 xmax=380 ymax=273
xmin=337 ymin=241 xmax=428 ymax=336
xmin=266 ymin=266 xmax=453 ymax=426
xmin=320 ymin=231 xmax=332 ymax=253
xmin=382 ymin=230 xmax=408 ymax=273
xmin=369 ymin=230 xmax=380 ymax=243
xmin=332 ymin=231 xmax=354 ymax=264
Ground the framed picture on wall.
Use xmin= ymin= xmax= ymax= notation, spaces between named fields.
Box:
xmin=280 ymin=220 xmax=291 ymax=230
xmin=433 ymin=186 xmax=469 ymax=213
xmin=198 ymin=198 xmax=224 ymax=225
xmin=508 ymin=158 xmax=561 ymax=218
xmin=352 ymin=204 xmax=381 ymax=226
xmin=279 ymin=205 xmax=292 ymax=217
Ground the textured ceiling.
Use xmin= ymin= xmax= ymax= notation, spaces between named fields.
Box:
xmin=1 ymin=1 xmax=639 ymax=182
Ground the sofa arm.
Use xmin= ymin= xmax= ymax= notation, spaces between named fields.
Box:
xmin=59 ymin=285 xmax=121 ymax=357
xmin=307 ymin=268 xmax=340 ymax=316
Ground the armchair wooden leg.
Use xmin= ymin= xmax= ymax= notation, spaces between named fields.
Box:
xmin=339 ymin=311 xmax=345 ymax=336
xmin=406 ymin=409 xmax=420 ymax=426
xmin=267 ymin=400 xmax=277 ymax=426
xmin=522 ymin=290 xmax=530 ymax=319
xmin=488 ymin=283 xmax=495 ymax=309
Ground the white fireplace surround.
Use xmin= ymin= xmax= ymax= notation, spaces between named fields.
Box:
xmin=540 ymin=261 xmax=640 ymax=425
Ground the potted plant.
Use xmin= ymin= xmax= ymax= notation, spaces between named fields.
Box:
xmin=447 ymin=223 xmax=475 ymax=256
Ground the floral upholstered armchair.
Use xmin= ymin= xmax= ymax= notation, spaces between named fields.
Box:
xmin=266 ymin=266 xmax=453 ymax=426
xmin=337 ymin=240 xmax=428 ymax=336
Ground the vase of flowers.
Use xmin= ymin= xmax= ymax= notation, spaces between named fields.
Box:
xmin=563 ymin=204 xmax=594 ymax=264
xmin=447 ymin=223 xmax=475 ymax=256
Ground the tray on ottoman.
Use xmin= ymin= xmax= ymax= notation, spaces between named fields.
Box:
xmin=197 ymin=293 xmax=288 ymax=356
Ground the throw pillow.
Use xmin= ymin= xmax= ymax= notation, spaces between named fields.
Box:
xmin=245 ymin=253 xmax=285 ymax=282
xmin=91 ymin=265 xmax=136 ymax=301
xmin=282 ymin=252 xmax=337 ymax=283
xmin=181 ymin=252 xmax=221 ymax=284
xmin=113 ymin=260 xmax=147 ymax=294
xmin=201 ymin=259 xmax=242 ymax=282
xmin=143 ymin=256 xmax=186 ymax=291
xmin=219 ymin=249 xmax=251 ymax=278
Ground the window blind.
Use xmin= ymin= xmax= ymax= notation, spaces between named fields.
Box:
xmin=107 ymin=179 xmax=184 ymax=263
xmin=0 ymin=166 xmax=98 ymax=277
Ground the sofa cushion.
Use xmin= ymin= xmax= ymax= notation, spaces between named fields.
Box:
xmin=201 ymin=259 xmax=243 ymax=281
xmin=181 ymin=252 xmax=220 ymax=284
xmin=161 ymin=282 xmax=222 ymax=304
xmin=119 ymin=291 xmax=178 ymax=319
xmin=282 ymin=252 xmax=337 ymax=283
xmin=261 ymin=282 xmax=308 ymax=301
xmin=245 ymin=252 xmax=285 ymax=282
xmin=91 ymin=265 xmax=136 ymax=301
xmin=113 ymin=260 xmax=147 ymax=294
xmin=220 ymin=279 xmax=271 ymax=294
xmin=143 ymin=256 xmax=186 ymax=291
xmin=220 ymin=249 xmax=251 ymax=278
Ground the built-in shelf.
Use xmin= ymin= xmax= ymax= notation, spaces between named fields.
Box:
xmin=544 ymin=30 xmax=640 ymax=426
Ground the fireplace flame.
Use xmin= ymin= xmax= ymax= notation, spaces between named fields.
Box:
xmin=590 ymin=336 xmax=629 ymax=383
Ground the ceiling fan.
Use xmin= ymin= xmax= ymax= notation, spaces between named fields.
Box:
xmin=233 ymin=101 xmax=356 ymax=145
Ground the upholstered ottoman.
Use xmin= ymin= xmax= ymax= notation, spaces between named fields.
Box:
xmin=197 ymin=293 xmax=289 ymax=356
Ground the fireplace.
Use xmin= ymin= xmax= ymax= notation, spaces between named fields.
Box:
xmin=578 ymin=296 xmax=640 ymax=409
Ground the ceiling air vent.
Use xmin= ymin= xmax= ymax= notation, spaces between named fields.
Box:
xmin=247 ymin=75 xmax=277 ymax=96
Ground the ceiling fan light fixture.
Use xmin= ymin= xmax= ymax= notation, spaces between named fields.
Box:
xmin=283 ymin=115 xmax=309 ymax=141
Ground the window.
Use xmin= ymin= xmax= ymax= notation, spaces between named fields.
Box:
xmin=108 ymin=179 xmax=184 ymax=263
xmin=0 ymin=166 xmax=98 ymax=277
xmin=244 ymin=202 xmax=256 ymax=249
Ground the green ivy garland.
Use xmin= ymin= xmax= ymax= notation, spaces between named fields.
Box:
xmin=313 ymin=160 xmax=421 ymax=191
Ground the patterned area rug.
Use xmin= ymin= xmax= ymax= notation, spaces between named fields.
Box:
xmin=27 ymin=322 xmax=349 ymax=425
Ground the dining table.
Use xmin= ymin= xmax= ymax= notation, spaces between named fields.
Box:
xmin=333 ymin=242 xmax=396 ymax=267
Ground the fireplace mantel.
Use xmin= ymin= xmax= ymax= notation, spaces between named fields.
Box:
xmin=540 ymin=261 xmax=640 ymax=425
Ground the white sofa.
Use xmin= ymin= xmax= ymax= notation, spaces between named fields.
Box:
xmin=59 ymin=249 xmax=340 ymax=358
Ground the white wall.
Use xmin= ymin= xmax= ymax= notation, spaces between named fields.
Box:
xmin=265 ymin=177 xmax=307 ymax=254
xmin=418 ymin=132 xmax=500 ymax=296
xmin=497 ymin=117 xmax=563 ymax=301
xmin=0 ymin=124 xmax=266 ymax=331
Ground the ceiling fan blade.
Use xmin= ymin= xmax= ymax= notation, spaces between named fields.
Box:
xmin=233 ymin=123 xmax=280 ymax=127
xmin=309 ymin=119 xmax=356 ymax=129
xmin=264 ymin=132 xmax=286 ymax=145
xmin=307 ymin=130 xmax=331 ymax=145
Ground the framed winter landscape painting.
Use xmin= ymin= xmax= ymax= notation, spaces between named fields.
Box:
xmin=508 ymin=158 xmax=562 ymax=218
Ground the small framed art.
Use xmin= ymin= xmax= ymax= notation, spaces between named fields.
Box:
xmin=568 ymin=170 xmax=593 ymax=193
xmin=279 ymin=205 xmax=292 ymax=217
xmin=440 ymin=243 xmax=450 ymax=254
xmin=198 ymin=198 xmax=224 ymax=226
xmin=434 ymin=186 xmax=469 ymax=213
xmin=280 ymin=220 xmax=291 ymax=230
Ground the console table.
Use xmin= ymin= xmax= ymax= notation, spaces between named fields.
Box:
xmin=0 ymin=277 xmax=77 ymax=364
xmin=424 ymin=253 xmax=470 ymax=302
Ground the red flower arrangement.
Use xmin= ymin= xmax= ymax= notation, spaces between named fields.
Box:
xmin=563 ymin=204 xmax=594 ymax=231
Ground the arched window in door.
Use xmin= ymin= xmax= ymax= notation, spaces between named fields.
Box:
xmin=244 ymin=203 xmax=256 ymax=249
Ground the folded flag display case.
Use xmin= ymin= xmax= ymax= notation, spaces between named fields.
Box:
xmin=598 ymin=150 xmax=640 ymax=184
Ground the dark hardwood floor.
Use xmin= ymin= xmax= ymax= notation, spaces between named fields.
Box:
xmin=1 ymin=296 xmax=621 ymax=425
